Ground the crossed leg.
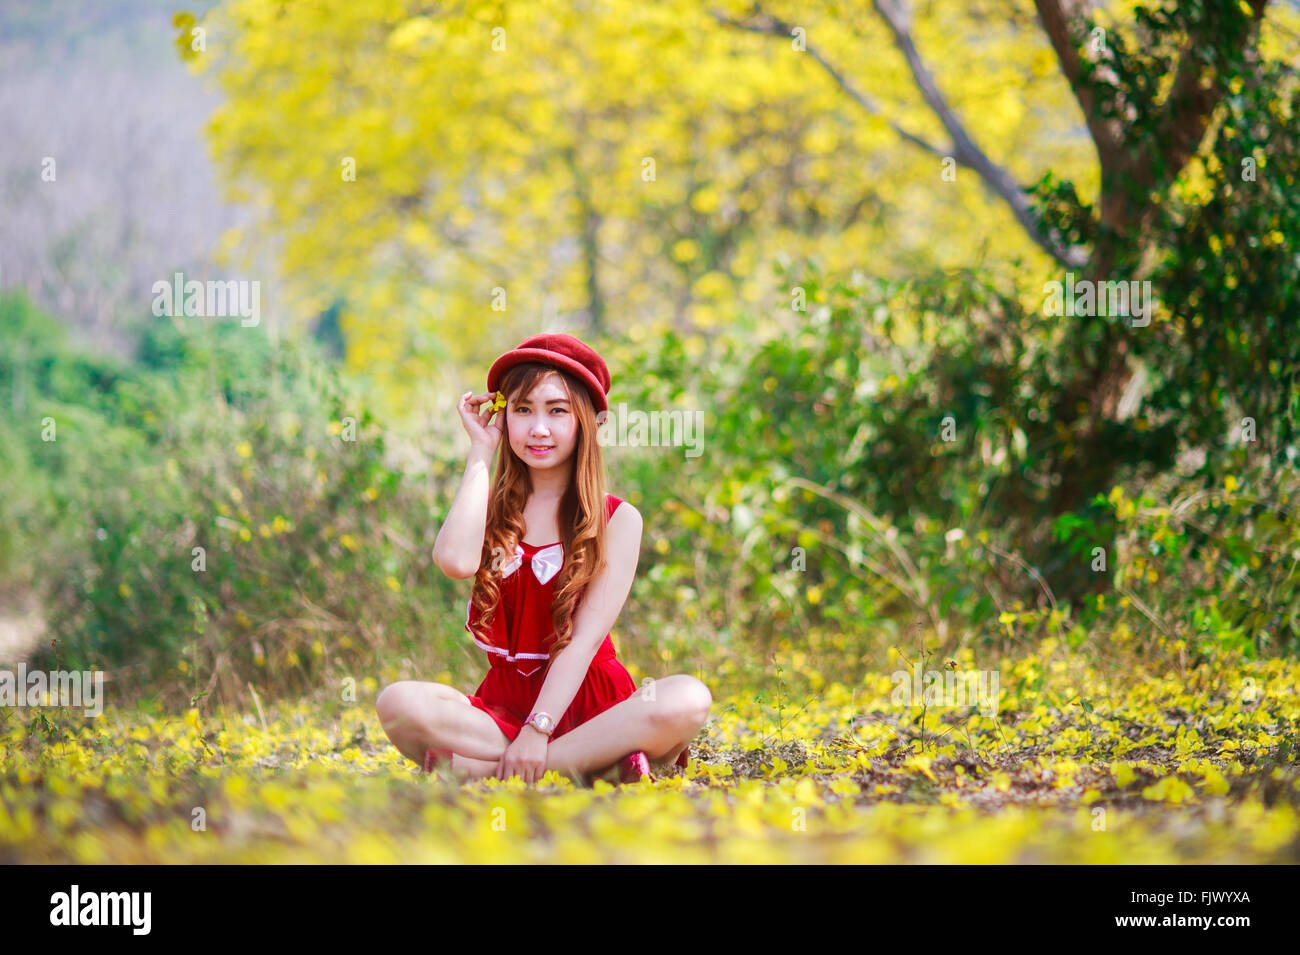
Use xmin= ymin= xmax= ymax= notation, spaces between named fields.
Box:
xmin=375 ymin=675 xmax=712 ymax=782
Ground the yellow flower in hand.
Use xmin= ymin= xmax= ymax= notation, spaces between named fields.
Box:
xmin=489 ymin=391 xmax=507 ymax=413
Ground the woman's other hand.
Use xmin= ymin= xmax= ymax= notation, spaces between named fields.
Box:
xmin=493 ymin=725 xmax=548 ymax=783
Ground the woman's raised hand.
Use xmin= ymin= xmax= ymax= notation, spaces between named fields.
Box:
xmin=458 ymin=391 xmax=505 ymax=453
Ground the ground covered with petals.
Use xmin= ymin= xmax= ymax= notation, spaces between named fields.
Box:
xmin=3 ymin=648 xmax=1297 ymax=863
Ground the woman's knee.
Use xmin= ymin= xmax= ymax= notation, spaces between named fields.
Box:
xmin=375 ymin=680 xmax=433 ymax=730
xmin=377 ymin=681 xmax=461 ymax=717
xmin=649 ymin=675 xmax=712 ymax=729
xmin=376 ymin=681 xmax=406 ymax=719
xmin=677 ymin=675 xmax=713 ymax=723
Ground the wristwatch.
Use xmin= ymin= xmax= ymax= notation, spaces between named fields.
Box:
xmin=523 ymin=711 xmax=555 ymax=737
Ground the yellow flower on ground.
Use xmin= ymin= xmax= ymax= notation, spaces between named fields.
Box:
xmin=1142 ymin=775 xmax=1196 ymax=805
xmin=1201 ymin=766 xmax=1231 ymax=796
xmin=903 ymin=754 xmax=937 ymax=782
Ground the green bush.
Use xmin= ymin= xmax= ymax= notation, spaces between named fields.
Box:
xmin=1067 ymin=455 xmax=1300 ymax=660
xmin=5 ymin=297 xmax=473 ymax=706
xmin=607 ymin=265 xmax=1071 ymax=664
xmin=605 ymin=260 xmax=1300 ymax=678
xmin=6 ymin=254 xmax=1295 ymax=711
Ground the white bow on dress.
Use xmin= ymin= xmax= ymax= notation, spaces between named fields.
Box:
xmin=498 ymin=542 xmax=564 ymax=585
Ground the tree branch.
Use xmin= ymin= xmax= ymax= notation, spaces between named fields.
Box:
xmin=712 ymin=3 xmax=1088 ymax=268
xmin=870 ymin=0 xmax=1086 ymax=267
xmin=1040 ymin=0 xmax=1270 ymax=237
xmin=708 ymin=7 xmax=947 ymax=159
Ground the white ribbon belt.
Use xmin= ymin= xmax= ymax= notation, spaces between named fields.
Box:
xmin=499 ymin=543 xmax=564 ymax=585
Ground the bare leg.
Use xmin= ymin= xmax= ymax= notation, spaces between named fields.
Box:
xmin=654 ymin=740 xmax=691 ymax=766
xmin=376 ymin=681 xmax=511 ymax=765
xmin=448 ymin=752 xmax=589 ymax=785
xmin=375 ymin=682 xmax=580 ymax=783
xmin=377 ymin=675 xmax=711 ymax=783
xmin=448 ymin=753 xmax=503 ymax=779
xmin=542 ymin=675 xmax=711 ymax=778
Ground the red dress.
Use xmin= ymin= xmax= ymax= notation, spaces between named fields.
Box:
xmin=462 ymin=492 xmax=641 ymax=743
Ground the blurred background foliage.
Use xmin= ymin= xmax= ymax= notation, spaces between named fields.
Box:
xmin=2 ymin=0 xmax=1299 ymax=709
xmin=3 ymin=264 xmax=1296 ymax=710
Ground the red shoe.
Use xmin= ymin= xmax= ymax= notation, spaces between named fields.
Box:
xmin=617 ymin=750 xmax=652 ymax=784
xmin=675 ymin=747 xmax=690 ymax=771
xmin=423 ymin=747 xmax=454 ymax=774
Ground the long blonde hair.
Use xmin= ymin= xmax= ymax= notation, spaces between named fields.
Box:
xmin=467 ymin=362 xmax=611 ymax=672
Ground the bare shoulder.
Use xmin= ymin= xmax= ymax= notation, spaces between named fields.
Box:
xmin=609 ymin=499 xmax=643 ymax=529
xmin=607 ymin=500 xmax=643 ymax=547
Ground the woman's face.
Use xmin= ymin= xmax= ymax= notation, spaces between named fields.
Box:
xmin=507 ymin=377 xmax=577 ymax=470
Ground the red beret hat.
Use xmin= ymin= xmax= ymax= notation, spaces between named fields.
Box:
xmin=487 ymin=333 xmax=611 ymax=414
